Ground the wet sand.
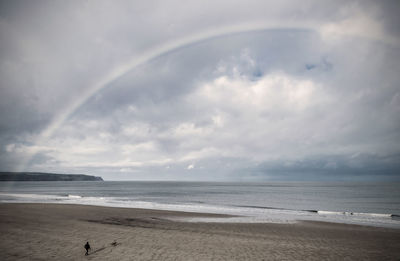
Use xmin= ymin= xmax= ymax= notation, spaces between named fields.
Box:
xmin=0 ymin=203 xmax=399 ymax=260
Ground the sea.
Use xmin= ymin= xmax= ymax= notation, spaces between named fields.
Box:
xmin=0 ymin=181 xmax=399 ymax=228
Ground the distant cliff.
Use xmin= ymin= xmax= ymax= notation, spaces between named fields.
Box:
xmin=0 ymin=172 xmax=103 ymax=181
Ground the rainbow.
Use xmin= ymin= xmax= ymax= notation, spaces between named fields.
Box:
xmin=39 ymin=22 xmax=312 ymax=141
xmin=20 ymin=19 xmax=397 ymax=172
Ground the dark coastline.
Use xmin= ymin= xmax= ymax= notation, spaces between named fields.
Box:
xmin=0 ymin=172 xmax=103 ymax=181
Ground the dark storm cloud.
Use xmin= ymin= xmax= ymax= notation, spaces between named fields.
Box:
xmin=246 ymin=153 xmax=400 ymax=180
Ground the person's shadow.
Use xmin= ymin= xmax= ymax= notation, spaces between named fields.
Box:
xmin=87 ymin=241 xmax=121 ymax=256
xmin=90 ymin=246 xmax=106 ymax=255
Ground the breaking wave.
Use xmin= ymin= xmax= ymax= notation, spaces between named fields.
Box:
xmin=0 ymin=192 xmax=399 ymax=228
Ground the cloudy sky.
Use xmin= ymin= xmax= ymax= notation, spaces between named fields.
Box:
xmin=0 ymin=0 xmax=399 ymax=181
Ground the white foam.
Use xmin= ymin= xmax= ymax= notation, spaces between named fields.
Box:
xmin=317 ymin=210 xmax=392 ymax=218
xmin=0 ymin=193 xmax=64 ymax=200
xmin=351 ymin=212 xmax=392 ymax=218
xmin=67 ymin=194 xmax=82 ymax=199
xmin=317 ymin=210 xmax=344 ymax=215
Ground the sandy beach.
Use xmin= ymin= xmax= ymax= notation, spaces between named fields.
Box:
xmin=0 ymin=203 xmax=399 ymax=260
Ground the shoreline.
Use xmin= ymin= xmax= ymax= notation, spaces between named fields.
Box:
xmin=1 ymin=199 xmax=399 ymax=229
xmin=1 ymin=201 xmax=398 ymax=229
xmin=1 ymin=203 xmax=400 ymax=260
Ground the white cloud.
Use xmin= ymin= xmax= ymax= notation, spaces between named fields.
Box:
xmin=194 ymin=72 xmax=319 ymax=113
xmin=319 ymin=9 xmax=400 ymax=46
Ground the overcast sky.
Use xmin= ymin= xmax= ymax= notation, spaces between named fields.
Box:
xmin=0 ymin=0 xmax=399 ymax=181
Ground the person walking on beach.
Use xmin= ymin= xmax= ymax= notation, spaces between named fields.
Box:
xmin=84 ymin=241 xmax=91 ymax=256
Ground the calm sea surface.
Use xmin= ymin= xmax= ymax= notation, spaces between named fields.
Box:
xmin=1 ymin=181 xmax=399 ymax=228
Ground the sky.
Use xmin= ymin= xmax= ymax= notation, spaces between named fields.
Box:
xmin=0 ymin=0 xmax=399 ymax=181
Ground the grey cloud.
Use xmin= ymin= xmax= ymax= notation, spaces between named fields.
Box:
xmin=0 ymin=1 xmax=399 ymax=180
xmin=25 ymin=31 xmax=400 ymax=177
xmin=374 ymin=0 xmax=400 ymax=38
